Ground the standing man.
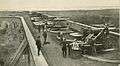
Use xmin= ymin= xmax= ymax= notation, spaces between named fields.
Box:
xmin=43 ymin=31 xmax=47 ymax=45
xmin=36 ymin=36 xmax=41 ymax=56
xmin=67 ymin=43 xmax=71 ymax=55
xmin=60 ymin=32 xmax=63 ymax=42
xmin=61 ymin=39 xmax=67 ymax=57
xmin=88 ymin=38 xmax=96 ymax=55
xmin=38 ymin=25 xmax=41 ymax=33
xmin=104 ymin=25 xmax=109 ymax=37
xmin=62 ymin=44 xmax=67 ymax=57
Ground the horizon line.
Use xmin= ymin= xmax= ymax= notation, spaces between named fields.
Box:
xmin=0 ymin=6 xmax=119 ymax=11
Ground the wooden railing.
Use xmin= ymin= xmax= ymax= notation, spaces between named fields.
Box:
xmin=2 ymin=16 xmax=48 ymax=66
xmin=19 ymin=16 xmax=48 ymax=66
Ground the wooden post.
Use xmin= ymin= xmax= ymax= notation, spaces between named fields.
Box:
xmin=27 ymin=46 xmax=30 ymax=66
xmin=118 ymin=37 xmax=120 ymax=51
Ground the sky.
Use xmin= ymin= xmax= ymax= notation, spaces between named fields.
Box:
xmin=0 ymin=0 xmax=119 ymax=11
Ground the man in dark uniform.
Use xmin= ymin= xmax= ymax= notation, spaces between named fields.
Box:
xmin=61 ymin=39 xmax=67 ymax=57
xmin=88 ymin=38 xmax=96 ymax=55
xmin=67 ymin=43 xmax=71 ymax=55
xmin=36 ymin=36 xmax=41 ymax=56
xmin=43 ymin=31 xmax=47 ymax=45
xmin=60 ymin=32 xmax=63 ymax=42
xmin=62 ymin=44 xmax=67 ymax=57
xmin=38 ymin=25 xmax=41 ymax=33
xmin=104 ymin=26 xmax=109 ymax=36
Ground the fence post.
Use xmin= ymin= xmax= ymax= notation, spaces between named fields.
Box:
xmin=27 ymin=46 xmax=31 ymax=66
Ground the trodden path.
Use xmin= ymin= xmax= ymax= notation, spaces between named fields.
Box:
xmin=41 ymin=32 xmax=117 ymax=66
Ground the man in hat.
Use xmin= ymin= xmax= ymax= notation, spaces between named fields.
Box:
xmin=43 ymin=31 xmax=47 ymax=45
xmin=61 ymin=39 xmax=67 ymax=57
xmin=88 ymin=38 xmax=96 ymax=55
xmin=36 ymin=36 xmax=41 ymax=56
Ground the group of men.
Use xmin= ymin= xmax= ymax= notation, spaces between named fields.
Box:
xmin=59 ymin=29 xmax=97 ymax=57
xmin=35 ymin=22 xmax=109 ymax=57
xmin=36 ymin=23 xmax=72 ymax=57
xmin=60 ymin=39 xmax=71 ymax=57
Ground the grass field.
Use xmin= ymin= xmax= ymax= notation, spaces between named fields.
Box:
xmin=40 ymin=9 xmax=119 ymax=28
xmin=0 ymin=17 xmax=25 ymax=64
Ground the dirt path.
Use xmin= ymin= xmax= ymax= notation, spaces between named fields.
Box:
xmin=41 ymin=32 xmax=117 ymax=66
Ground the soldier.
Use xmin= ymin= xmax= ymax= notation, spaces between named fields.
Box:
xmin=36 ymin=36 xmax=41 ymax=56
xmin=104 ymin=25 xmax=109 ymax=36
xmin=60 ymin=32 xmax=63 ymax=42
xmin=88 ymin=38 xmax=96 ymax=55
xmin=67 ymin=43 xmax=71 ymax=55
xmin=43 ymin=31 xmax=47 ymax=45
xmin=62 ymin=44 xmax=67 ymax=57
xmin=61 ymin=39 xmax=67 ymax=57
xmin=38 ymin=25 xmax=41 ymax=33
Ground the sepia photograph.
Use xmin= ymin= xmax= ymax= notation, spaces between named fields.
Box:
xmin=0 ymin=0 xmax=119 ymax=66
